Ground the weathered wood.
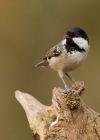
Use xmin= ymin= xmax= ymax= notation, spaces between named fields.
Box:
xmin=15 ymin=82 xmax=100 ymax=140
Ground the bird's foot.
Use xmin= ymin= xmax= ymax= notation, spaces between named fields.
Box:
xmin=64 ymin=88 xmax=76 ymax=94
xmin=64 ymin=81 xmax=85 ymax=94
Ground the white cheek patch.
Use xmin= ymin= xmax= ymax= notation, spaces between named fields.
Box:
xmin=73 ymin=37 xmax=89 ymax=50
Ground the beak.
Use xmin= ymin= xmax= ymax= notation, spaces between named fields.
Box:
xmin=64 ymin=35 xmax=71 ymax=39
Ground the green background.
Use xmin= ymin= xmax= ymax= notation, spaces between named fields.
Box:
xmin=0 ymin=0 xmax=100 ymax=139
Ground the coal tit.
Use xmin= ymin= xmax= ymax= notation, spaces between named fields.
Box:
xmin=35 ymin=27 xmax=89 ymax=90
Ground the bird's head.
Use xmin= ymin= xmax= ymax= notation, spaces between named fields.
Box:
xmin=64 ymin=27 xmax=89 ymax=52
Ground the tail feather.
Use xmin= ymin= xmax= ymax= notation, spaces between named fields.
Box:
xmin=35 ymin=60 xmax=48 ymax=67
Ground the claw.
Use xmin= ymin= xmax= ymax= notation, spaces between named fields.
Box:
xmin=64 ymin=88 xmax=76 ymax=94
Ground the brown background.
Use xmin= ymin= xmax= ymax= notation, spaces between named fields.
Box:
xmin=0 ymin=0 xmax=100 ymax=139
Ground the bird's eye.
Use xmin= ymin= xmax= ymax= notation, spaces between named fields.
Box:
xmin=75 ymin=34 xmax=79 ymax=37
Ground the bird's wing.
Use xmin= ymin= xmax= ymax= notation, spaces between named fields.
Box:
xmin=35 ymin=41 xmax=63 ymax=67
xmin=45 ymin=44 xmax=62 ymax=59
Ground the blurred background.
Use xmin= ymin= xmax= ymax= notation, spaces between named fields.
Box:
xmin=0 ymin=0 xmax=100 ymax=139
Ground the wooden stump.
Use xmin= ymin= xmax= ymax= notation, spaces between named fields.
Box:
xmin=15 ymin=82 xmax=100 ymax=140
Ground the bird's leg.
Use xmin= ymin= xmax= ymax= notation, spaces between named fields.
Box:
xmin=65 ymin=73 xmax=75 ymax=83
xmin=58 ymin=71 xmax=69 ymax=90
xmin=58 ymin=71 xmax=78 ymax=94
xmin=65 ymin=73 xmax=85 ymax=93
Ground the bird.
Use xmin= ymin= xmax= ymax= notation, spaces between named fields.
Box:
xmin=35 ymin=27 xmax=90 ymax=91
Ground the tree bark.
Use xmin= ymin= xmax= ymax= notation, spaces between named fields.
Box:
xmin=15 ymin=82 xmax=100 ymax=140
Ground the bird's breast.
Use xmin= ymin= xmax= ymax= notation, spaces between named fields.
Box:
xmin=48 ymin=51 xmax=88 ymax=72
